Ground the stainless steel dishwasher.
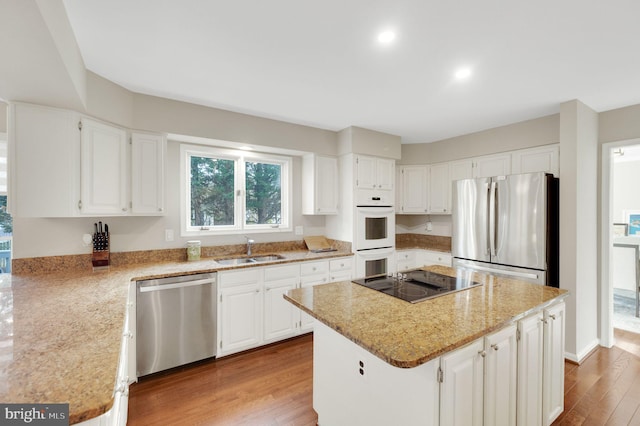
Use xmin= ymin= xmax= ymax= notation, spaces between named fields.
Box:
xmin=136 ymin=272 xmax=217 ymax=376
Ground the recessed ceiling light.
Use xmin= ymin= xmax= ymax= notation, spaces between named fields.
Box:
xmin=377 ymin=31 xmax=396 ymax=44
xmin=455 ymin=67 xmax=472 ymax=80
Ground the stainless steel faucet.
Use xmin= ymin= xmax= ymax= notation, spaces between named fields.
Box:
xmin=245 ymin=236 xmax=255 ymax=256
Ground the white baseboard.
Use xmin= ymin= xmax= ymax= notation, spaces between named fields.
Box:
xmin=564 ymin=338 xmax=600 ymax=364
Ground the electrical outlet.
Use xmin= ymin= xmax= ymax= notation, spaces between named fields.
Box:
xmin=82 ymin=233 xmax=93 ymax=246
xmin=165 ymin=229 xmax=174 ymax=242
xmin=295 ymin=226 xmax=303 ymax=235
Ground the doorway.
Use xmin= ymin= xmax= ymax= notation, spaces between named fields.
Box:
xmin=0 ymin=133 xmax=10 ymax=274
xmin=601 ymin=140 xmax=640 ymax=346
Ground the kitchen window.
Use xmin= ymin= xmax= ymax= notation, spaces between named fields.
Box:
xmin=180 ymin=144 xmax=291 ymax=235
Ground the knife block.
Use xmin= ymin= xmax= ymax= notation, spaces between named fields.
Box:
xmin=92 ymin=235 xmax=110 ymax=269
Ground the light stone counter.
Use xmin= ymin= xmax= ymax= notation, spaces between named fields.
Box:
xmin=0 ymin=249 xmax=352 ymax=424
xmin=285 ymin=265 xmax=568 ymax=368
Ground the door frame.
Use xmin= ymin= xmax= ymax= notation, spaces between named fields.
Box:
xmin=600 ymin=138 xmax=640 ymax=348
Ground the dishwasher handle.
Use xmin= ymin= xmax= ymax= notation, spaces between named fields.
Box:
xmin=138 ymin=277 xmax=216 ymax=293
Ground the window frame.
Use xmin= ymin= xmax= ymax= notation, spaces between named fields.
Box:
xmin=180 ymin=144 xmax=292 ymax=236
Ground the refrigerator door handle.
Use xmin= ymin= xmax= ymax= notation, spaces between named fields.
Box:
xmin=488 ymin=180 xmax=497 ymax=257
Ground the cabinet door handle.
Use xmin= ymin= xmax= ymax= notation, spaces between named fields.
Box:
xmin=549 ymin=314 xmax=556 ymax=320
xmin=491 ymin=344 xmax=499 ymax=351
xmin=478 ymin=350 xmax=486 ymax=358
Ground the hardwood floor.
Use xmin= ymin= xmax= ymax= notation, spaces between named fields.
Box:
xmin=129 ymin=329 xmax=640 ymax=426
xmin=553 ymin=328 xmax=640 ymax=425
xmin=128 ymin=334 xmax=317 ymax=426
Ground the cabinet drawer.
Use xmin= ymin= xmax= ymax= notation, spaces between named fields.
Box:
xmin=329 ymin=257 xmax=352 ymax=272
xmin=301 ymin=261 xmax=329 ymax=276
xmin=396 ymin=250 xmax=416 ymax=262
xmin=219 ymin=269 xmax=262 ymax=288
xmin=423 ymin=251 xmax=451 ymax=266
xmin=264 ymin=264 xmax=299 ymax=282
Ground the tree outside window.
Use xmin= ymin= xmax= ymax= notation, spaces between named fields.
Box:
xmin=183 ymin=145 xmax=290 ymax=234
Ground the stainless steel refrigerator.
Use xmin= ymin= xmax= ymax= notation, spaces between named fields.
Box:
xmin=451 ymin=172 xmax=559 ymax=286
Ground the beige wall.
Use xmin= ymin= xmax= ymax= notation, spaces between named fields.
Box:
xmin=599 ymin=104 xmax=640 ymax=144
xmin=0 ymin=103 xmax=6 ymax=133
xmin=400 ymin=114 xmax=559 ymax=165
xmin=559 ymin=100 xmax=599 ymax=361
xmin=133 ymin=94 xmax=338 ymax=156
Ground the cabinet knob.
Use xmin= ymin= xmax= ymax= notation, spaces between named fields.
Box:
xmin=478 ymin=350 xmax=486 ymax=358
xmin=158 ymin=207 xmax=163 ymax=212
xmin=255 ymin=289 xmax=260 ymax=293
xmin=549 ymin=314 xmax=556 ymax=320
xmin=491 ymin=344 xmax=499 ymax=351
xmin=122 ymin=207 xmax=127 ymax=212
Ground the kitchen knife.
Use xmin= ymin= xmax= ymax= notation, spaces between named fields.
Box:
xmin=98 ymin=221 xmax=103 ymax=234
xmin=105 ymin=224 xmax=109 ymax=235
xmin=94 ymin=223 xmax=98 ymax=235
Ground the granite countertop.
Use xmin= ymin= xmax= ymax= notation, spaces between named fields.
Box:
xmin=285 ymin=265 xmax=568 ymax=368
xmin=0 ymin=249 xmax=352 ymax=424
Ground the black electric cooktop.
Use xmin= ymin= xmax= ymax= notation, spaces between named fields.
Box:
xmin=352 ymin=270 xmax=482 ymax=303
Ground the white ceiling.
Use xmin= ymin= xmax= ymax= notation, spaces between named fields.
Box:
xmin=62 ymin=0 xmax=640 ymax=144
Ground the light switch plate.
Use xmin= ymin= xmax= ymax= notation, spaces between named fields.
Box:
xmin=165 ymin=229 xmax=174 ymax=242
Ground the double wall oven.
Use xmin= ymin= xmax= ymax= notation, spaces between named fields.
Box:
xmin=355 ymin=206 xmax=395 ymax=277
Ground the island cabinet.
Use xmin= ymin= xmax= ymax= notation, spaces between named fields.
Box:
xmin=311 ymin=301 xmax=565 ymax=426
xmin=314 ymin=321 xmax=440 ymax=426
xmin=543 ymin=302 xmax=566 ymax=425
xmin=439 ymin=324 xmax=517 ymax=426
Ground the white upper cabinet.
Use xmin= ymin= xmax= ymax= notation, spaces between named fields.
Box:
xmin=302 ymin=154 xmax=338 ymax=215
xmin=355 ymin=155 xmax=395 ymax=206
xmin=80 ymin=118 xmax=128 ymax=215
xmin=511 ymin=144 xmax=559 ymax=176
xmin=473 ymin=153 xmax=512 ymax=177
xmin=9 ymin=103 xmax=80 ymax=217
xmin=131 ymin=132 xmax=166 ymax=215
xmin=9 ymin=103 xmax=167 ymax=217
xmin=428 ymin=162 xmax=450 ymax=214
xmin=356 ymin=155 xmax=394 ymax=190
xmin=449 ymin=159 xmax=474 ymax=182
xmin=397 ymin=165 xmax=428 ymax=214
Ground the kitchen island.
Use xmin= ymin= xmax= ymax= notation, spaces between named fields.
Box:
xmin=285 ymin=265 xmax=569 ymax=426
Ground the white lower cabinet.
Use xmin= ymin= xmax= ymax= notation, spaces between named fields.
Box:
xmin=517 ymin=311 xmax=544 ymax=426
xmin=312 ymin=300 xmax=565 ymax=426
xmin=329 ymin=257 xmax=353 ymax=283
xmin=397 ymin=250 xmax=417 ymax=272
xmin=263 ymin=264 xmax=300 ymax=343
xmin=218 ymin=269 xmax=263 ymax=356
xmin=314 ymin=321 xmax=440 ymax=426
xmin=300 ymin=260 xmax=330 ymax=332
xmin=420 ymin=250 xmax=452 ymax=268
xmin=516 ymin=302 xmax=566 ymax=426
xmin=543 ymin=302 xmax=565 ymax=425
xmin=217 ymin=257 xmax=352 ymax=357
xmin=439 ymin=337 xmax=485 ymax=426
xmin=484 ymin=324 xmax=518 ymax=426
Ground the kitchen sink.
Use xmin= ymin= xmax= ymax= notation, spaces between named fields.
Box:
xmin=251 ymin=254 xmax=285 ymax=262
xmin=216 ymin=254 xmax=285 ymax=265
xmin=216 ymin=257 xmax=256 ymax=265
